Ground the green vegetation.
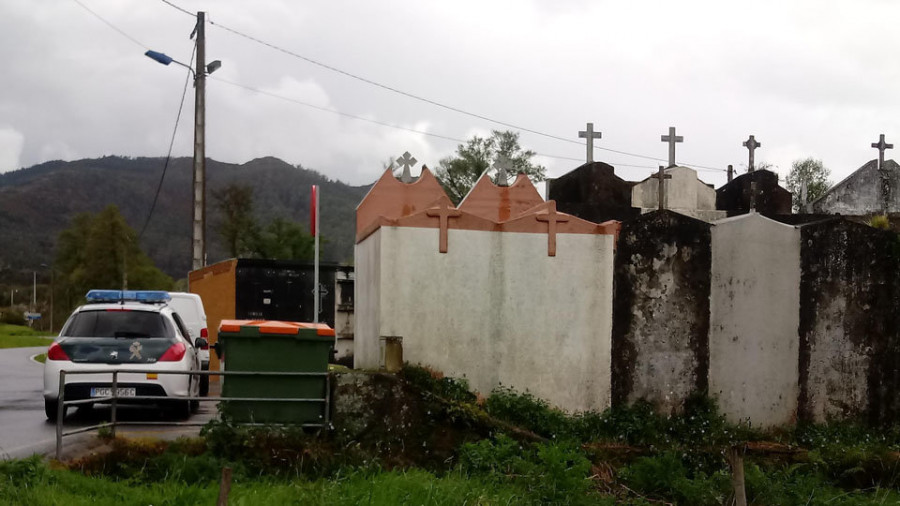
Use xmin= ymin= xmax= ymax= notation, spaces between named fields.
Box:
xmin=0 ymin=324 xmax=52 ymax=348
xmin=435 ymin=130 xmax=546 ymax=204
xmin=34 ymin=353 xmax=47 ymax=363
xmin=870 ymin=214 xmax=891 ymax=230
xmin=786 ymin=157 xmax=832 ymax=211
xmin=6 ymin=367 xmax=900 ymax=504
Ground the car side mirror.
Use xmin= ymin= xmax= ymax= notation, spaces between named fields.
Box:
xmin=194 ymin=337 xmax=208 ymax=349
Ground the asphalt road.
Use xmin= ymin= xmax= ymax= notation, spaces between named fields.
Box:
xmin=0 ymin=346 xmax=218 ymax=460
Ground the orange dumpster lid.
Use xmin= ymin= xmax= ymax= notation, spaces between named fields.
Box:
xmin=219 ymin=319 xmax=335 ymax=337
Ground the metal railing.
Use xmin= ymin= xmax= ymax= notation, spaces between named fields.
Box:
xmin=54 ymin=369 xmax=331 ymax=459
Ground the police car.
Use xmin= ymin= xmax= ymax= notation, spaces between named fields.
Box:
xmin=43 ymin=290 xmax=205 ymax=420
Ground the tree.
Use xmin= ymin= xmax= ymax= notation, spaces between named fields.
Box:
xmin=213 ymin=183 xmax=315 ymax=261
xmin=435 ymin=130 xmax=546 ymax=204
xmin=785 ymin=158 xmax=832 ymax=212
xmin=250 ymin=218 xmax=315 ymax=260
xmin=213 ymin=184 xmax=258 ymax=258
xmin=55 ymin=205 xmax=173 ymax=313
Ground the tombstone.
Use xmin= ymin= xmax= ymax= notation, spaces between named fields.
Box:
xmin=547 ymin=162 xmax=641 ymax=223
xmin=709 ymin=213 xmax=801 ymax=428
xmin=612 ymin=210 xmax=711 ymax=414
xmin=811 ymin=159 xmax=900 ymax=216
xmin=716 ymin=169 xmax=792 ymax=217
xmin=798 ymin=218 xmax=900 ymax=425
xmin=632 ymin=166 xmax=726 ymax=222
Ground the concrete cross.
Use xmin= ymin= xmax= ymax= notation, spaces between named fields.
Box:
xmin=425 ymin=199 xmax=462 ymax=253
xmin=397 ymin=151 xmax=417 ymax=183
xmin=650 ymin=165 xmax=673 ymax=211
xmin=536 ymin=201 xmax=569 ymax=257
xmin=743 ymin=135 xmax=762 ymax=172
xmin=578 ymin=122 xmax=602 ymax=163
xmin=494 ymin=154 xmax=512 ymax=187
xmin=871 ymin=134 xmax=893 ymax=171
xmin=660 ymin=127 xmax=683 ymax=168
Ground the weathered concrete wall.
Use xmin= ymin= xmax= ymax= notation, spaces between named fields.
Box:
xmin=612 ymin=211 xmax=711 ymax=413
xmin=354 ymin=228 xmax=383 ymax=370
xmin=709 ymin=213 xmax=801 ymax=428
xmin=716 ymin=169 xmax=793 ymax=217
xmin=632 ymin=166 xmax=726 ymax=222
xmin=812 ymin=159 xmax=900 ymax=215
xmin=356 ymin=226 xmax=614 ymax=413
xmin=799 ymin=219 xmax=900 ymax=425
xmin=548 ymin=162 xmax=641 ymax=223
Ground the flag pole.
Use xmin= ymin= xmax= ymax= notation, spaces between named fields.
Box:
xmin=312 ymin=185 xmax=320 ymax=324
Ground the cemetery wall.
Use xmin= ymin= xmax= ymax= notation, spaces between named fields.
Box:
xmin=799 ymin=219 xmax=900 ymax=425
xmin=709 ymin=214 xmax=801 ymax=428
xmin=356 ymin=226 xmax=615 ymax=413
xmin=354 ymin=228 xmax=383 ymax=372
xmin=812 ymin=160 xmax=900 ymax=215
xmin=611 ymin=211 xmax=711 ymax=413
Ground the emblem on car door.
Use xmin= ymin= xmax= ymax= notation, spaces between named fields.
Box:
xmin=109 ymin=350 xmax=118 ymax=360
xmin=129 ymin=341 xmax=143 ymax=360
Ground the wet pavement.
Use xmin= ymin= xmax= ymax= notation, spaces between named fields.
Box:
xmin=0 ymin=346 xmax=220 ymax=460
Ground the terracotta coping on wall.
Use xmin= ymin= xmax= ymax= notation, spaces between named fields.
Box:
xmin=356 ymin=167 xmax=449 ymax=239
xmin=503 ymin=201 xmax=617 ymax=235
xmin=458 ymin=173 xmax=545 ymax=223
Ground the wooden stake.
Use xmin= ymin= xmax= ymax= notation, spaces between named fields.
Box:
xmin=217 ymin=467 xmax=232 ymax=506
xmin=726 ymin=445 xmax=747 ymax=506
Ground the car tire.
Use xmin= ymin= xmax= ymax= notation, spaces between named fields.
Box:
xmin=199 ymin=365 xmax=210 ymax=397
xmin=190 ymin=399 xmax=200 ymax=414
xmin=45 ymin=399 xmax=67 ymax=421
xmin=171 ymin=399 xmax=192 ymax=420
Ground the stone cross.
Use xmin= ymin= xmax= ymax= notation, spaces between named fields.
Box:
xmin=650 ymin=165 xmax=673 ymax=211
xmin=425 ymin=199 xmax=461 ymax=253
xmin=872 ymin=134 xmax=894 ymax=214
xmin=494 ymin=154 xmax=512 ymax=187
xmin=397 ymin=151 xmax=417 ymax=183
xmin=871 ymin=134 xmax=893 ymax=171
xmin=536 ymin=201 xmax=569 ymax=257
xmin=578 ymin=122 xmax=602 ymax=163
xmin=743 ymin=135 xmax=762 ymax=172
xmin=660 ymin=127 xmax=683 ymax=168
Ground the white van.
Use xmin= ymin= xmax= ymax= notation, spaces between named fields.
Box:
xmin=167 ymin=292 xmax=210 ymax=396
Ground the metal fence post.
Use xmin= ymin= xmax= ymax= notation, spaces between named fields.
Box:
xmin=110 ymin=370 xmax=118 ymax=438
xmin=55 ymin=370 xmax=66 ymax=460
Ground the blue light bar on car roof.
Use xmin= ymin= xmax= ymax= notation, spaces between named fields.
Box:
xmin=85 ymin=290 xmax=171 ymax=303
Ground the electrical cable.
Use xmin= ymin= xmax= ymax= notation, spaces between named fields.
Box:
xmin=156 ymin=0 xmax=726 ymax=172
xmin=139 ymin=46 xmax=195 ymax=239
xmin=71 ymin=0 xmax=147 ymax=48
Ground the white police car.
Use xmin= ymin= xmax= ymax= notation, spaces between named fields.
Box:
xmin=43 ymin=290 xmax=205 ymax=420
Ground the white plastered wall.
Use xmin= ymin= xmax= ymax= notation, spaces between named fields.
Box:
xmin=709 ymin=213 xmax=800 ymax=428
xmin=355 ymin=226 xmax=614 ymax=413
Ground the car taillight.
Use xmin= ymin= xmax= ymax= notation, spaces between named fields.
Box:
xmin=200 ymin=328 xmax=209 ymax=349
xmin=159 ymin=342 xmax=186 ymax=362
xmin=47 ymin=342 xmax=70 ymax=361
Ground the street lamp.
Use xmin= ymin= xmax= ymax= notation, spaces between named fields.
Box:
xmin=144 ymin=10 xmax=222 ymax=272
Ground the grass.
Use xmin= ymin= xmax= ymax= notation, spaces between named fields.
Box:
xmin=34 ymin=353 xmax=46 ymax=363
xmin=0 ymin=457 xmax=544 ymax=506
xmin=0 ymin=323 xmax=53 ymax=348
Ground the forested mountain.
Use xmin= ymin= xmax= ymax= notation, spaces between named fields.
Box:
xmin=0 ymin=156 xmax=370 ymax=280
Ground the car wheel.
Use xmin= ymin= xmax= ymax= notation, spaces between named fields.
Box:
xmin=190 ymin=399 xmax=200 ymax=414
xmin=171 ymin=399 xmax=192 ymax=420
xmin=44 ymin=399 xmax=67 ymax=421
xmin=199 ymin=365 xmax=210 ymax=397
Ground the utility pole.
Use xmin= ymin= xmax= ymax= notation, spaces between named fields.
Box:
xmin=192 ymin=11 xmax=207 ymax=271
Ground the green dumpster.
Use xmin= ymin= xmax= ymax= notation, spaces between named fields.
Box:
xmin=218 ymin=319 xmax=334 ymax=424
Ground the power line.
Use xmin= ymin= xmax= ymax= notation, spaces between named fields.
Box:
xmin=71 ymin=0 xmax=147 ymax=48
xmin=140 ymin=46 xmax=195 ymax=239
xmin=157 ymin=0 xmax=725 ymax=172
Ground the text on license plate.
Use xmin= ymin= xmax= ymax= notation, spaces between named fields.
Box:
xmin=90 ymin=387 xmax=136 ymax=398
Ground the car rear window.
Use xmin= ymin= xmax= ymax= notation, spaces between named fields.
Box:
xmin=61 ymin=310 xmax=174 ymax=339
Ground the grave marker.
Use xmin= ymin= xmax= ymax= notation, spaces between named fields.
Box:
xmin=578 ymin=122 xmax=602 ymax=163
xmin=661 ymin=127 xmax=683 ymax=168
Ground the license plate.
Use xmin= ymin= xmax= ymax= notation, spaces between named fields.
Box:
xmin=90 ymin=387 xmax=136 ymax=398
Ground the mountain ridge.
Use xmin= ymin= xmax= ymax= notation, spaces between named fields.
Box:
xmin=0 ymin=156 xmax=370 ymax=280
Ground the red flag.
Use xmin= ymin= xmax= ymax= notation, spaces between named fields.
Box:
xmin=310 ymin=185 xmax=318 ymax=236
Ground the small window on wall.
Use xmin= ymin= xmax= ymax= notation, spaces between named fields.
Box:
xmin=337 ymin=279 xmax=354 ymax=309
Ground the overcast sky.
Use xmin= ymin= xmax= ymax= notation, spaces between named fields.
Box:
xmin=2 ymin=0 xmax=899 ymax=190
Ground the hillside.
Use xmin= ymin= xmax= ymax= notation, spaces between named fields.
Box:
xmin=0 ymin=156 xmax=370 ymax=279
